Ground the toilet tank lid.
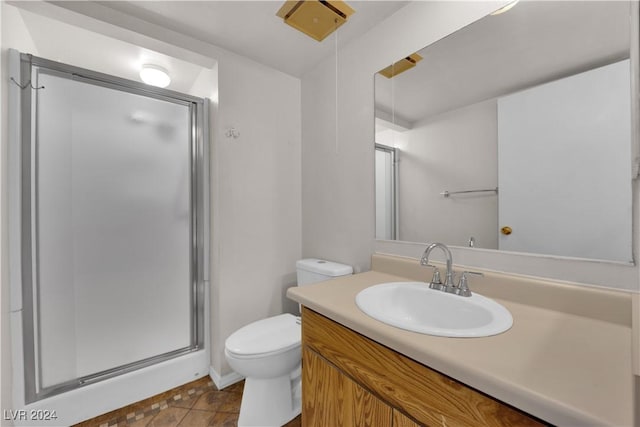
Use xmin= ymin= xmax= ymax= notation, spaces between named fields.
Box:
xmin=296 ymin=258 xmax=353 ymax=276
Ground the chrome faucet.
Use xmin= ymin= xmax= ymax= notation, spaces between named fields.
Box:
xmin=420 ymin=243 xmax=455 ymax=291
xmin=420 ymin=242 xmax=483 ymax=297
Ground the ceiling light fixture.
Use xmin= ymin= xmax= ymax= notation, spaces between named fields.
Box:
xmin=276 ymin=0 xmax=355 ymax=42
xmin=139 ymin=64 xmax=171 ymax=88
xmin=490 ymin=0 xmax=520 ymax=16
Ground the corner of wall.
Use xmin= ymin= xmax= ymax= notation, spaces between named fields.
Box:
xmin=208 ymin=366 xmax=243 ymax=391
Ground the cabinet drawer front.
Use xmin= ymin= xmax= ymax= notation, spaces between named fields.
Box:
xmin=302 ymin=308 xmax=547 ymax=427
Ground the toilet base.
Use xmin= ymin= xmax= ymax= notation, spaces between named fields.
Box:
xmin=237 ymin=370 xmax=301 ymax=427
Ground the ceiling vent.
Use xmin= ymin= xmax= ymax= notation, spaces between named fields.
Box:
xmin=378 ymin=53 xmax=423 ymax=79
xmin=276 ymin=0 xmax=355 ymax=42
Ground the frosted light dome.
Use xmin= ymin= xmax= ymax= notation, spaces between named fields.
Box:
xmin=139 ymin=64 xmax=171 ymax=88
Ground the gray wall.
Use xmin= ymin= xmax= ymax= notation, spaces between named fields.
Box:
xmin=395 ymin=100 xmax=497 ymax=248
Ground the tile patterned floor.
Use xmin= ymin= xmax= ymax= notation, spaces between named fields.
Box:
xmin=73 ymin=377 xmax=302 ymax=427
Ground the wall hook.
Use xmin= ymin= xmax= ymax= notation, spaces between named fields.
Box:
xmin=225 ymin=128 xmax=240 ymax=139
xmin=10 ymin=77 xmax=44 ymax=90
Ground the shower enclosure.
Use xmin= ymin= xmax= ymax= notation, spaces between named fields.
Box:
xmin=9 ymin=51 xmax=209 ymax=409
xmin=375 ymin=143 xmax=397 ymax=240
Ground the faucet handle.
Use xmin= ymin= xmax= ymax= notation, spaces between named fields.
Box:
xmin=461 ymin=271 xmax=484 ymax=279
xmin=456 ymin=271 xmax=484 ymax=297
xmin=431 ymin=268 xmax=442 ymax=285
xmin=423 ymin=264 xmax=444 ymax=290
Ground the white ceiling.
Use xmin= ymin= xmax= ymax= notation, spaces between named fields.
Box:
xmin=50 ymin=0 xmax=409 ymax=78
xmin=375 ymin=0 xmax=631 ymax=126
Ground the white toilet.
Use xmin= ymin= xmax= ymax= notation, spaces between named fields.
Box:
xmin=225 ymin=258 xmax=353 ymax=427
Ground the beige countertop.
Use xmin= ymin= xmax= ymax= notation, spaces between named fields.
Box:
xmin=287 ymin=259 xmax=634 ymax=427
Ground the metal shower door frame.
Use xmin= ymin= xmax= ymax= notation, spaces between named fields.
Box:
xmin=13 ymin=53 xmax=209 ymax=404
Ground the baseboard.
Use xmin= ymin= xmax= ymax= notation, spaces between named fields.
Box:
xmin=209 ymin=366 xmax=244 ymax=390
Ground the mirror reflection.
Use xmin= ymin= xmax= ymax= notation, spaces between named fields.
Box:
xmin=374 ymin=1 xmax=634 ymax=263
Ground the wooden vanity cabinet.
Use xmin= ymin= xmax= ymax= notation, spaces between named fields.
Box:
xmin=301 ymin=307 xmax=548 ymax=427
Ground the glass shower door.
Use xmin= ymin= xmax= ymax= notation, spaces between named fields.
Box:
xmin=21 ymin=58 xmax=205 ymax=401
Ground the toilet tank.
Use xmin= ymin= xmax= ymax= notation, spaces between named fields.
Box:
xmin=296 ymin=258 xmax=353 ymax=286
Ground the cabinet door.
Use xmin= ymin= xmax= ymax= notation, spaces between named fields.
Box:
xmin=392 ymin=410 xmax=422 ymax=427
xmin=302 ymin=346 xmax=392 ymax=426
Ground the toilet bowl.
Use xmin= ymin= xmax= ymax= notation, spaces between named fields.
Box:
xmin=225 ymin=314 xmax=301 ymax=426
xmin=224 ymin=258 xmax=352 ymax=426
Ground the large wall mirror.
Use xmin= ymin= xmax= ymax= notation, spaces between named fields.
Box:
xmin=374 ymin=1 xmax=636 ymax=264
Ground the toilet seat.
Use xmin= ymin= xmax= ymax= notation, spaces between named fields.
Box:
xmin=225 ymin=313 xmax=301 ymax=358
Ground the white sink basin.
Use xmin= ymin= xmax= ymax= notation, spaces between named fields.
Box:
xmin=355 ymin=282 xmax=513 ymax=337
